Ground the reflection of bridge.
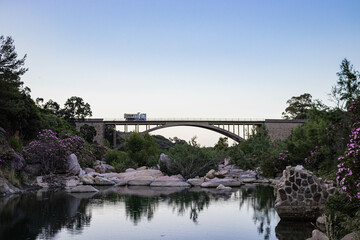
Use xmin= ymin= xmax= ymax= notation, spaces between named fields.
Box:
xmin=75 ymin=118 xmax=305 ymax=146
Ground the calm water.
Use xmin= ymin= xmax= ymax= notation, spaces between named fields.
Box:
xmin=0 ymin=185 xmax=313 ymax=240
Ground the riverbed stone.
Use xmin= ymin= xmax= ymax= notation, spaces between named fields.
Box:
xmin=81 ymin=175 xmax=95 ymax=185
xmin=200 ymin=178 xmax=242 ymax=188
xmin=94 ymin=176 xmax=115 ymax=185
xmin=306 ymin=229 xmax=329 ymax=240
xmin=214 ymin=169 xmax=229 ymax=178
xmin=216 ymin=184 xmax=232 ymax=191
xmin=67 ymin=185 xmax=99 ymax=193
xmin=205 ymin=169 xmax=216 ymax=179
xmin=187 ymin=177 xmax=205 ymax=186
xmin=0 ymin=177 xmax=21 ymax=196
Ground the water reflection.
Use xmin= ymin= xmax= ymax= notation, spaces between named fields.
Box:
xmin=0 ymin=185 xmax=312 ymax=240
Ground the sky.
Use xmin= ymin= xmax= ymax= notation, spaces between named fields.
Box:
xmin=1 ymin=0 xmax=360 ymax=146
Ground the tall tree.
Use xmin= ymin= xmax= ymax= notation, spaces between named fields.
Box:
xmin=0 ymin=36 xmax=40 ymax=139
xmin=282 ymin=93 xmax=314 ymax=119
xmin=331 ymin=58 xmax=360 ymax=109
xmin=60 ymin=96 xmax=92 ymax=125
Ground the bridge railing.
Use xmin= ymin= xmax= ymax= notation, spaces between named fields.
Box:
xmin=103 ymin=118 xmax=266 ymax=121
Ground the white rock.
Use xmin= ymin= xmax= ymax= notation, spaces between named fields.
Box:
xmin=201 ymin=178 xmax=242 ymax=188
xmin=81 ymin=175 xmax=95 ymax=185
xmin=216 ymin=184 xmax=232 ymax=191
xmin=67 ymin=185 xmax=99 ymax=193
xmin=94 ymin=176 xmax=115 ymax=185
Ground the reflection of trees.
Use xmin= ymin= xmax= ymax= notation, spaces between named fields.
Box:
xmin=103 ymin=192 xmax=160 ymax=225
xmin=166 ymin=190 xmax=210 ymax=223
xmin=0 ymin=191 xmax=91 ymax=240
xmin=234 ymin=186 xmax=276 ymax=240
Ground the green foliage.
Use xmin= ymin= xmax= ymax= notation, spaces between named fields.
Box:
xmin=80 ymin=124 xmax=97 ymax=143
xmin=39 ymin=113 xmax=76 ymax=135
xmin=282 ymin=93 xmax=315 ymax=119
xmin=331 ymin=58 xmax=360 ymax=110
xmin=104 ymin=150 xmax=132 ymax=172
xmin=60 ymin=96 xmax=92 ymax=125
xmin=162 ymin=137 xmax=221 ymax=179
xmin=0 ymin=168 xmax=23 ymax=187
xmin=125 ymin=132 xmax=160 ymax=168
xmin=214 ymin=137 xmax=229 ymax=152
xmin=8 ymin=136 xmax=22 ymax=153
xmin=325 ymin=193 xmax=360 ymax=239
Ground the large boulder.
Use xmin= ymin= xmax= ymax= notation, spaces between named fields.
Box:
xmin=94 ymin=163 xmax=115 ymax=174
xmin=274 ymin=165 xmax=340 ymax=220
xmin=0 ymin=177 xmax=21 ymax=196
xmin=201 ymin=178 xmax=242 ymax=188
xmin=306 ymin=230 xmax=329 ymax=240
xmin=205 ymin=169 xmax=216 ymax=179
xmin=81 ymin=175 xmax=95 ymax=185
xmin=150 ymin=175 xmax=191 ymax=187
xmin=66 ymin=154 xmax=82 ymax=176
xmin=94 ymin=176 xmax=115 ymax=185
xmin=67 ymin=185 xmax=99 ymax=193
xmin=187 ymin=177 xmax=205 ymax=186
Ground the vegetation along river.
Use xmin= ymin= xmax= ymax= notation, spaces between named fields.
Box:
xmin=0 ymin=185 xmax=314 ymax=240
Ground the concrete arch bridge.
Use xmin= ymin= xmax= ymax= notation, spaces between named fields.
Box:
xmin=75 ymin=118 xmax=305 ymax=147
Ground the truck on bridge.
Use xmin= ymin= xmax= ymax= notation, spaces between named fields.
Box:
xmin=124 ymin=112 xmax=146 ymax=121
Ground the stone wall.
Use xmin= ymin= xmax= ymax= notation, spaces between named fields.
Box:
xmin=75 ymin=119 xmax=105 ymax=144
xmin=274 ymin=165 xmax=339 ymax=220
xmin=265 ymin=119 xmax=305 ymax=141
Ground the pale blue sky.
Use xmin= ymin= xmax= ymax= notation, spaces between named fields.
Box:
xmin=1 ymin=0 xmax=360 ymax=146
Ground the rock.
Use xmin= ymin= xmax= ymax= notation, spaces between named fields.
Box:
xmin=36 ymin=176 xmax=49 ymax=188
xmin=9 ymin=150 xmax=26 ymax=171
xmin=125 ymin=168 xmax=135 ymax=172
xmin=216 ymin=184 xmax=232 ymax=191
xmin=81 ymin=175 xmax=95 ymax=185
xmin=66 ymin=154 xmax=82 ymax=176
xmin=316 ymin=215 xmax=326 ymax=232
xmin=295 ymin=165 xmax=305 ymax=171
xmin=306 ymin=229 xmax=329 ymax=240
xmin=94 ymin=163 xmax=114 ymax=174
xmin=94 ymin=176 xmax=115 ymax=185
xmin=242 ymin=178 xmax=257 ymax=183
xmin=127 ymin=176 xmax=155 ymax=186
xmin=84 ymin=168 xmax=95 ymax=174
xmin=0 ymin=177 xmax=21 ymax=196
xmin=206 ymin=169 xmax=216 ymax=179
xmin=64 ymin=176 xmax=81 ymax=187
xmin=341 ymin=232 xmax=357 ymax=240
xmin=224 ymin=157 xmax=230 ymax=166
xmin=108 ymin=177 xmax=127 ymax=186
xmin=187 ymin=177 xmax=205 ymax=186
xmin=150 ymin=175 xmax=190 ymax=187
xmin=159 ymin=153 xmax=171 ymax=168
xmin=67 ymin=185 xmax=99 ymax=193
xmin=201 ymin=178 xmax=242 ymax=188
xmin=136 ymin=166 xmax=147 ymax=170
xmin=214 ymin=169 xmax=229 ymax=178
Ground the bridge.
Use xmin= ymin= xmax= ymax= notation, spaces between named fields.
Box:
xmin=75 ymin=118 xmax=305 ymax=146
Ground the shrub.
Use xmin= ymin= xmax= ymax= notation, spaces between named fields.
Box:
xmin=23 ymin=129 xmax=92 ymax=174
xmin=105 ymin=150 xmax=132 ymax=172
xmin=162 ymin=137 xmax=221 ymax=179
xmin=8 ymin=136 xmax=22 ymax=153
xmin=336 ymin=122 xmax=360 ymax=201
xmin=125 ymin=132 xmax=160 ymax=167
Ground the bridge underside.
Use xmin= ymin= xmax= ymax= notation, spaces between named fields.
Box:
xmin=141 ymin=122 xmax=247 ymax=143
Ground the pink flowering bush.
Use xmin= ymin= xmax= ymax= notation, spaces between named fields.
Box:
xmin=23 ymin=129 xmax=93 ymax=173
xmin=336 ymin=122 xmax=360 ymax=201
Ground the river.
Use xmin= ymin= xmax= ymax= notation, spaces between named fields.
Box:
xmin=0 ymin=185 xmax=314 ymax=240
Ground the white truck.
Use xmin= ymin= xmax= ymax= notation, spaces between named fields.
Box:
xmin=124 ymin=112 xmax=146 ymax=121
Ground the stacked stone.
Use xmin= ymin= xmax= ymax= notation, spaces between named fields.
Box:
xmin=274 ymin=165 xmax=339 ymax=220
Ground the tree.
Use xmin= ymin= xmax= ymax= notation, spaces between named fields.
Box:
xmin=60 ymin=96 xmax=92 ymax=125
xmin=80 ymin=124 xmax=97 ymax=143
xmin=282 ymin=93 xmax=314 ymax=119
xmin=331 ymin=58 xmax=360 ymax=110
xmin=0 ymin=36 xmax=41 ymax=139
xmin=0 ymin=36 xmax=27 ymax=88
xmin=214 ymin=137 xmax=229 ymax=151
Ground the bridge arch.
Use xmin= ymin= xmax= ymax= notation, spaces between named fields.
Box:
xmin=140 ymin=122 xmax=245 ymax=143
